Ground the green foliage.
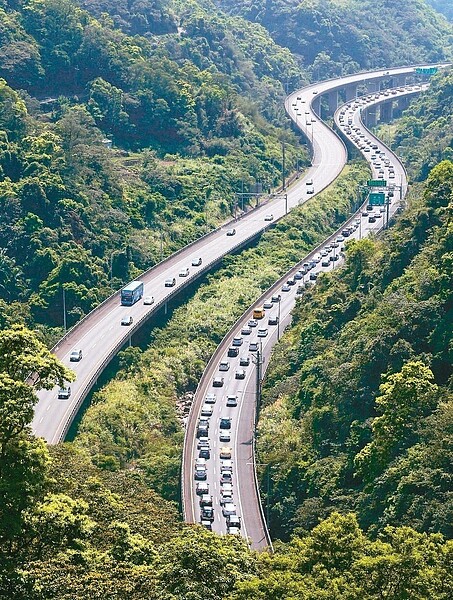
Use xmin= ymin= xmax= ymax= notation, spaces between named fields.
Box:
xmin=257 ymin=158 xmax=453 ymax=540
xmin=74 ymin=163 xmax=368 ymax=500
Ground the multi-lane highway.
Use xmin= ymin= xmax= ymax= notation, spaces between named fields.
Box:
xmin=182 ymin=79 xmax=432 ymax=549
xmin=32 ymin=65 xmax=445 ymax=446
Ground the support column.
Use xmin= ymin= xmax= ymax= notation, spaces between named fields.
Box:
xmin=345 ymin=84 xmax=357 ymax=101
xmin=312 ymin=96 xmax=321 ymax=116
xmin=328 ymin=90 xmax=338 ymax=114
xmin=380 ymin=101 xmax=393 ymax=122
xmin=364 ymin=107 xmax=377 ymax=127
xmin=392 ymin=74 xmax=406 ymax=88
xmin=367 ymin=81 xmax=378 ymax=93
xmin=397 ymin=95 xmax=410 ymax=112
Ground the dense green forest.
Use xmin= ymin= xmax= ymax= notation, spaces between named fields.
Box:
xmin=257 ymin=69 xmax=453 ymax=542
xmin=0 ymin=0 xmax=304 ymax=339
xmin=1 ymin=0 xmax=452 ymax=598
xmin=216 ymin=0 xmax=452 ymax=78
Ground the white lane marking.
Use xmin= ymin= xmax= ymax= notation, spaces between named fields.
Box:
xmin=46 ymin=405 xmax=50 ymax=411
xmin=39 ymin=417 xmax=44 ymax=423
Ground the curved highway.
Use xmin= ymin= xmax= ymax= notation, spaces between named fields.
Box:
xmin=182 ymin=78 xmax=438 ymax=549
xmin=32 ymin=64 xmax=445 ymax=446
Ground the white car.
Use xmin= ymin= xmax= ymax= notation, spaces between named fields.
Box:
xmin=69 ymin=349 xmax=82 ymax=362
xmin=201 ymin=404 xmax=213 ymax=417
xmin=205 ymin=393 xmax=216 ymax=404
xmin=222 ymin=503 xmax=237 ymax=517
xmin=226 ymin=395 xmax=238 ymax=407
xmin=264 ymin=214 xmax=274 ymax=221
xmin=179 ymin=267 xmax=190 ymax=277
xmin=143 ymin=296 xmax=155 ymax=305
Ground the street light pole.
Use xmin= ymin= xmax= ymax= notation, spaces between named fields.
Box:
xmin=277 ymin=297 xmax=281 ymax=341
xmin=62 ymin=286 xmax=67 ymax=333
xmin=282 ymin=142 xmax=286 ymax=191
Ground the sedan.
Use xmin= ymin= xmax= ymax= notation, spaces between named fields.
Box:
xmin=201 ymin=404 xmax=213 ymax=417
xmin=69 ymin=349 xmax=82 ymax=362
xmin=220 ymin=446 xmax=232 ymax=459
xmin=235 ymin=369 xmax=246 ymax=380
xmin=226 ymin=228 xmax=236 ymax=236
xmin=192 ymin=257 xmax=202 ymax=266
xmin=249 ymin=342 xmax=258 ymax=352
xmin=121 ymin=316 xmax=133 ymax=326
xmin=268 ymin=316 xmax=279 ymax=326
xmin=257 ymin=328 xmax=268 ymax=337
xmin=264 ymin=214 xmax=274 ymax=221
xmin=248 ymin=319 xmax=258 ymax=328
xmin=226 ymin=395 xmax=238 ymax=407
xmin=213 ymin=377 xmax=224 ymax=387
xmin=219 ymin=362 xmax=230 ymax=371
xmin=219 ymin=431 xmax=231 ymax=442
xmin=241 ymin=327 xmax=252 ymax=336
xmin=179 ymin=267 xmax=190 ymax=277
xmin=232 ymin=337 xmax=243 ymax=347
xmin=143 ymin=296 xmax=155 ymax=305
xmin=58 ymin=387 xmax=71 ymax=399
xmin=164 ymin=278 xmax=176 ymax=287
xmin=321 ymin=259 xmax=330 ymax=267
xmin=281 ymin=284 xmax=291 ymax=292
xmin=239 ymin=356 xmax=250 ymax=367
xmin=205 ymin=393 xmax=216 ymax=404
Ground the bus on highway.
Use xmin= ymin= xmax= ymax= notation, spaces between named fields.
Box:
xmin=121 ymin=280 xmax=144 ymax=306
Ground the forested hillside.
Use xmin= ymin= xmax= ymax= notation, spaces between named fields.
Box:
xmin=257 ymin=70 xmax=453 ymax=542
xmin=216 ymin=0 xmax=452 ymax=78
xmin=0 ymin=0 xmax=303 ymax=339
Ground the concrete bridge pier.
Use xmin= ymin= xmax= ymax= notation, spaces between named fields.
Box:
xmin=363 ymin=107 xmax=377 ymax=127
xmin=328 ymin=90 xmax=338 ymax=114
xmin=380 ymin=101 xmax=393 ymax=122
xmin=392 ymin=74 xmax=406 ymax=88
xmin=345 ymin=84 xmax=357 ymax=101
xmin=312 ymin=96 xmax=321 ymax=116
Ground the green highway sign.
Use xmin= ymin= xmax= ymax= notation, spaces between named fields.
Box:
xmin=367 ymin=179 xmax=387 ymax=187
xmin=369 ymin=192 xmax=386 ymax=205
xmin=415 ymin=67 xmax=438 ymax=75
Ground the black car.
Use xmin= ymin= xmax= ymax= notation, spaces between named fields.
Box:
xmin=227 ymin=347 xmax=239 ymax=358
xmin=220 ymin=417 xmax=232 ymax=429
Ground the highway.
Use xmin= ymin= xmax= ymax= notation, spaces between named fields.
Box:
xmin=182 ymin=80 xmax=432 ymax=549
xmin=32 ymin=65 xmax=445 ymax=445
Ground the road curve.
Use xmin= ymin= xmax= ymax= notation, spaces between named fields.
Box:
xmin=32 ymin=64 xmax=446 ymax=446
xmin=182 ymin=73 xmax=442 ymax=549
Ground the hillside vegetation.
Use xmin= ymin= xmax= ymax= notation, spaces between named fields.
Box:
xmin=217 ymin=0 xmax=452 ymax=78
xmin=257 ymin=70 xmax=453 ymax=541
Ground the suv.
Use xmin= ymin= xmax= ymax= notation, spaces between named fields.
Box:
xmin=164 ymin=278 xmax=176 ymax=287
xmin=226 ymin=395 xmax=238 ymax=407
xmin=228 ymin=346 xmax=239 ymax=357
xmin=239 ymin=356 xmax=250 ymax=367
xmin=58 ymin=386 xmax=71 ymax=399
xmin=220 ymin=417 xmax=232 ymax=430
xmin=213 ymin=377 xmax=224 ymax=387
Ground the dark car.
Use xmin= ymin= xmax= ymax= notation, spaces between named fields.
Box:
xmin=227 ymin=347 xmax=239 ymax=358
xmin=220 ymin=417 xmax=232 ymax=430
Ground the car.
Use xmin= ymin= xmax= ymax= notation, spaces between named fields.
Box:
xmin=232 ymin=337 xmax=243 ymax=347
xmin=296 ymin=285 xmax=305 ymax=295
xmin=321 ymin=259 xmax=330 ymax=267
xmin=197 ymin=424 xmax=209 ymax=438
xmin=121 ymin=315 xmax=133 ymax=326
xmin=197 ymin=437 xmax=210 ymax=450
xmin=221 ymin=471 xmax=233 ymax=484
xmin=380 ymin=206 xmax=386 ymax=213
xmin=201 ymin=506 xmax=214 ymax=521
xmin=239 ymin=355 xmax=250 ymax=367
xmin=219 ymin=361 xmax=230 ymax=371
xmin=309 ymin=272 xmax=318 ymax=281
xmin=201 ymin=404 xmax=213 ymax=417
xmin=287 ymin=277 xmax=296 ymax=286
xmin=268 ymin=316 xmax=279 ymax=326
xmin=58 ymin=386 xmax=71 ymax=399
xmin=219 ymin=431 xmax=231 ymax=442
xmin=313 ymin=90 xmax=318 ymax=94
xmin=294 ymin=271 xmax=303 ymax=280
xmin=69 ymin=349 xmax=82 ymax=362
xmin=222 ymin=503 xmax=237 ymax=517
xmin=257 ymin=328 xmax=268 ymax=337
xmin=199 ymin=447 xmax=210 ymax=459
xmin=205 ymin=393 xmax=216 ymax=404
xmin=226 ymin=395 xmax=238 ymax=407
xmin=226 ymin=514 xmax=241 ymax=530
xmin=263 ymin=300 xmax=273 ymax=310
xmin=389 ymin=173 xmax=395 ymax=179
xmin=249 ymin=342 xmax=258 ymax=352
xmin=179 ymin=267 xmax=190 ymax=277
xmin=281 ymin=284 xmax=291 ymax=292
xmin=220 ymin=491 xmax=234 ymax=505
xmin=213 ymin=377 xmax=224 ymax=387
xmin=200 ymin=519 xmax=213 ymax=530
xmin=362 ymin=211 xmax=369 ymax=217
xmin=196 ymin=481 xmax=209 ymax=495
xmin=221 ymin=459 xmax=233 ymax=473
xmin=195 ymin=457 xmax=207 ymax=468
xmin=220 ymin=417 xmax=232 ymax=429
xmin=330 ymin=254 xmax=339 ymax=262
xmin=200 ymin=494 xmax=213 ymax=507
xmin=220 ymin=446 xmax=232 ymax=459
xmin=368 ymin=215 xmax=376 ymax=223
xmin=264 ymin=214 xmax=274 ymax=221
xmin=194 ymin=468 xmax=207 ymax=481
xmin=248 ymin=319 xmax=258 ymax=328
xmin=241 ymin=327 xmax=252 ymax=336
xmin=226 ymin=228 xmax=236 ymax=236
xmin=192 ymin=257 xmax=202 ymax=266
xmin=235 ymin=369 xmax=246 ymax=380
xmin=227 ymin=346 xmax=239 ymax=358
xmin=272 ymin=295 xmax=281 ymax=303
xmin=336 ymin=236 xmax=344 ymax=243
xmin=306 ymin=187 xmax=314 ymax=194
xmin=143 ymin=296 xmax=155 ymax=305
xmin=164 ymin=277 xmax=176 ymax=287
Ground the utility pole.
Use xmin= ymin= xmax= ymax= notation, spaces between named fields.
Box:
xmin=252 ymin=343 xmax=264 ymax=417
xmin=62 ymin=286 xmax=67 ymax=333
xmin=282 ymin=142 xmax=286 ymax=190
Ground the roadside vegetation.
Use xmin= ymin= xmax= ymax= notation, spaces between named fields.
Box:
xmin=74 ymin=162 xmax=369 ymax=500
